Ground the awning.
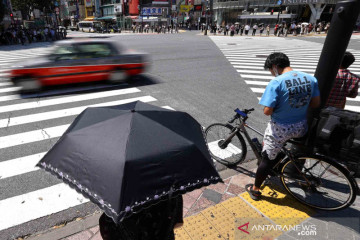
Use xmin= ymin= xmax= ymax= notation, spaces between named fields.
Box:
xmin=95 ymin=16 xmax=116 ymax=20
xmin=238 ymin=14 xmax=297 ymax=19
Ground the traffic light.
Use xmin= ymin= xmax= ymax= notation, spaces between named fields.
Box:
xmin=10 ymin=13 xmax=13 ymax=17
xmin=271 ymin=9 xmax=274 ymax=15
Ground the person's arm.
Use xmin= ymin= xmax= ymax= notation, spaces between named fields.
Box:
xmin=309 ymin=96 xmax=321 ymax=108
xmin=263 ymin=106 xmax=273 ymax=116
xmin=259 ymin=80 xmax=279 ymax=116
xmin=348 ymin=77 xmax=359 ymax=98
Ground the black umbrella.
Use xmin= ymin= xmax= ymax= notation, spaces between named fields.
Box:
xmin=37 ymin=101 xmax=222 ymax=223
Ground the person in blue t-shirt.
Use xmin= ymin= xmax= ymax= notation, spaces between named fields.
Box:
xmin=246 ymin=52 xmax=320 ymax=201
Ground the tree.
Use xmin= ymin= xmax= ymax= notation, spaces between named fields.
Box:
xmin=11 ymin=0 xmax=54 ymax=21
xmin=0 ymin=1 xmax=6 ymax=24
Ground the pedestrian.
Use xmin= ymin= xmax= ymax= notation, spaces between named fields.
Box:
xmin=252 ymin=23 xmax=258 ymax=36
xmin=324 ymin=22 xmax=330 ymax=33
xmin=99 ymin=195 xmax=183 ymax=240
xmin=266 ymin=25 xmax=270 ymax=36
xmin=230 ymin=24 xmax=235 ymax=36
xmin=226 ymin=24 xmax=229 ymax=35
xmin=326 ymin=52 xmax=360 ymax=109
xmin=259 ymin=25 xmax=264 ymax=36
xmin=244 ymin=24 xmax=250 ymax=35
xmin=245 ymin=52 xmax=320 ymax=201
xmin=274 ymin=24 xmax=279 ymax=36
xmin=236 ymin=25 xmax=240 ymax=35
xmin=240 ymin=25 xmax=244 ymax=35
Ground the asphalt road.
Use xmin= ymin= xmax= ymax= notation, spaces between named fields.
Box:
xmin=1 ymin=30 xmax=359 ymax=239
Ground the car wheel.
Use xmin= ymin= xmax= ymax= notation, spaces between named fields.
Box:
xmin=108 ymin=70 xmax=127 ymax=83
xmin=16 ymin=77 xmax=41 ymax=93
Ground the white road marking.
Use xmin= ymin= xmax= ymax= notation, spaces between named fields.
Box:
xmin=245 ymin=80 xmax=269 ymax=86
xmin=0 ymin=183 xmax=89 ymax=231
xmin=0 ymin=96 xmax=157 ymax=128
xmin=0 ymin=125 xmax=70 ymax=149
xmin=0 ymin=153 xmax=46 ymax=179
xmin=0 ymin=87 xmax=141 ymax=113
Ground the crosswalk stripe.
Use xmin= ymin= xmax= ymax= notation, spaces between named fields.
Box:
xmin=245 ymin=80 xmax=269 ymax=86
xmin=0 ymin=87 xmax=141 ymax=114
xmin=0 ymin=86 xmax=21 ymax=93
xmin=250 ymin=88 xmax=265 ymax=93
xmin=0 ymin=183 xmax=89 ymax=231
xmin=241 ymin=74 xmax=273 ymax=80
xmin=0 ymin=95 xmax=157 ymax=128
xmin=0 ymin=152 xmax=46 ymax=179
xmin=0 ymin=82 xmax=12 ymax=87
xmin=345 ymin=105 xmax=360 ymax=111
xmin=0 ymin=84 xmax=127 ymax=103
xmin=0 ymin=124 xmax=69 ymax=149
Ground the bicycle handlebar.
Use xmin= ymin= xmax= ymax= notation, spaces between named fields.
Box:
xmin=228 ymin=108 xmax=255 ymax=123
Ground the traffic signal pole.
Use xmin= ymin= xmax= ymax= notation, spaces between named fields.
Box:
xmin=304 ymin=0 xmax=360 ymax=149
xmin=314 ymin=0 xmax=360 ymax=108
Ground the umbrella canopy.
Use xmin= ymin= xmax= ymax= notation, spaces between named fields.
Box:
xmin=37 ymin=101 xmax=222 ymax=223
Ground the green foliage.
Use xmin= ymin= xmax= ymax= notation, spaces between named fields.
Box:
xmin=0 ymin=1 xmax=6 ymax=23
xmin=11 ymin=0 xmax=54 ymax=20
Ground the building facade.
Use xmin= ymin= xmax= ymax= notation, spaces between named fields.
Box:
xmin=213 ymin=0 xmax=338 ymax=26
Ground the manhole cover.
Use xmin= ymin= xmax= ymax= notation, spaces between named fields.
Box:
xmin=227 ymin=43 xmax=237 ymax=45
xmin=256 ymin=55 xmax=268 ymax=58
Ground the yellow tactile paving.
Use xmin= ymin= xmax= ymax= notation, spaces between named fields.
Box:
xmin=240 ymin=185 xmax=315 ymax=227
xmin=182 ymin=213 xmax=223 ymax=239
xmin=201 ymin=204 xmax=236 ymax=240
xmin=221 ymin=197 xmax=262 ymax=219
xmin=174 ymin=226 xmax=192 ymax=240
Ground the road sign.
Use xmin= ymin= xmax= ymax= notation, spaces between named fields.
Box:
xmin=277 ymin=0 xmax=282 ymax=5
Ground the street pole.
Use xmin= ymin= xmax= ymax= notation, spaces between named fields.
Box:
xmin=315 ymin=0 xmax=360 ymax=109
xmin=304 ymin=0 xmax=360 ymax=149
xmin=204 ymin=0 xmax=209 ymax=35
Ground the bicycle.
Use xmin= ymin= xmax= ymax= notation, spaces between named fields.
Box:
xmin=205 ymin=108 xmax=358 ymax=210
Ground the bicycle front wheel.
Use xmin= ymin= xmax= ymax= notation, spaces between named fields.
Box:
xmin=280 ymin=156 xmax=356 ymax=210
xmin=205 ymin=123 xmax=247 ymax=166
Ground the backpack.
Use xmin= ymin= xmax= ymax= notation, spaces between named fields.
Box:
xmin=315 ymin=107 xmax=360 ymax=175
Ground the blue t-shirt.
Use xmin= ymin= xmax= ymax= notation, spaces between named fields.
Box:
xmin=259 ymin=71 xmax=320 ymax=124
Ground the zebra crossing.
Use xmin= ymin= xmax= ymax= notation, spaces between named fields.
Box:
xmin=0 ymin=46 xmax=174 ymax=234
xmin=209 ymin=36 xmax=360 ymax=112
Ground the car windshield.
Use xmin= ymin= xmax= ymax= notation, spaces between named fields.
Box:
xmin=49 ymin=45 xmax=78 ymax=60
xmin=76 ymin=43 xmax=113 ymax=58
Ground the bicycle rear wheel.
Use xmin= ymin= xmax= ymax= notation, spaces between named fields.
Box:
xmin=205 ymin=123 xmax=247 ymax=166
xmin=280 ymin=156 xmax=356 ymax=210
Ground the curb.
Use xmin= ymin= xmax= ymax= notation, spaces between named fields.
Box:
xmin=26 ymin=213 xmax=101 ymax=240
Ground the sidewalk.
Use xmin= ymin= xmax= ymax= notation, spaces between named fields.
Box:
xmin=27 ymin=159 xmax=360 ymax=240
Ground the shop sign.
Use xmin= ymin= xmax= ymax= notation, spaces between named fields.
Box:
xmin=142 ymin=7 xmax=165 ymax=15
xmin=180 ymin=5 xmax=192 ymax=13
xmin=194 ymin=5 xmax=202 ymax=11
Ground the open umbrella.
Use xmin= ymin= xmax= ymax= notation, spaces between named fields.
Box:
xmin=37 ymin=101 xmax=222 ymax=223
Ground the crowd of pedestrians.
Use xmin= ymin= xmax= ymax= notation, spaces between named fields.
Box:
xmin=131 ymin=24 xmax=179 ymax=34
xmin=206 ymin=21 xmax=331 ymax=37
xmin=0 ymin=26 xmax=67 ymax=46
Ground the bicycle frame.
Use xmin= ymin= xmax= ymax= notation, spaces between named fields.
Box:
xmin=224 ymin=112 xmax=313 ymax=185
